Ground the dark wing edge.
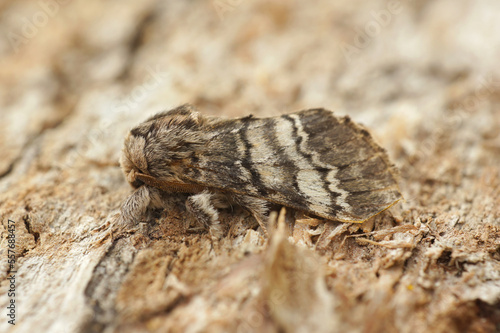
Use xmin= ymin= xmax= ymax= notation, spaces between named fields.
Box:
xmin=293 ymin=108 xmax=403 ymax=222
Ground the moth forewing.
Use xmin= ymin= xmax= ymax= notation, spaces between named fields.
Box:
xmin=119 ymin=104 xmax=402 ymax=236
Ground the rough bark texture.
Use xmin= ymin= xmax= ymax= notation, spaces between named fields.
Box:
xmin=1 ymin=1 xmax=499 ymax=332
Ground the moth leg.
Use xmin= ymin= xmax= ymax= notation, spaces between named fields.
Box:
xmin=119 ymin=185 xmax=163 ymax=228
xmin=185 ymin=190 xmax=224 ymax=239
xmin=231 ymin=194 xmax=269 ymax=236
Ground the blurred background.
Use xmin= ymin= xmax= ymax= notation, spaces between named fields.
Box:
xmin=1 ymin=1 xmax=500 ymax=332
xmin=1 ymin=0 xmax=499 ymax=178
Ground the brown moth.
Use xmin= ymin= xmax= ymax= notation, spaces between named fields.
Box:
xmin=119 ymin=104 xmax=402 ymax=238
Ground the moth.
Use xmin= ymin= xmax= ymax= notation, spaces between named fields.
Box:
xmin=119 ymin=104 xmax=402 ymax=238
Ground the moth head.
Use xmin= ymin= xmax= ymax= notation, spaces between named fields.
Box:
xmin=120 ymin=132 xmax=149 ymax=188
xmin=120 ymin=104 xmax=206 ymax=189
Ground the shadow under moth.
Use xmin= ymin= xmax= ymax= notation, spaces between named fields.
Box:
xmin=119 ymin=104 xmax=402 ymax=238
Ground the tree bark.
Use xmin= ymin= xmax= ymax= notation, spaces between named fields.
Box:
xmin=1 ymin=1 xmax=499 ymax=332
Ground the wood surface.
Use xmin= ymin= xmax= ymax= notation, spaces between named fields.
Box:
xmin=0 ymin=1 xmax=499 ymax=332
